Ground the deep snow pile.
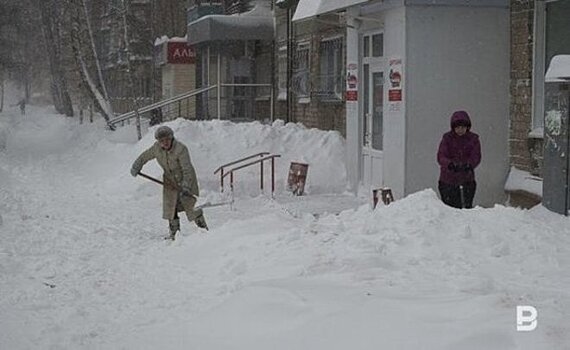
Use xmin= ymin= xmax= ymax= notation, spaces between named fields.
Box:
xmin=0 ymin=108 xmax=569 ymax=350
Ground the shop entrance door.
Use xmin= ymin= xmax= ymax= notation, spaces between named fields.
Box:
xmin=362 ymin=62 xmax=384 ymax=189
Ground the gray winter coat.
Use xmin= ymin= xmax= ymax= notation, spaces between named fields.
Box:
xmin=131 ymin=139 xmax=200 ymax=220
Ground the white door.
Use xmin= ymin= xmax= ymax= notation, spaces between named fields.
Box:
xmin=362 ymin=32 xmax=385 ymax=189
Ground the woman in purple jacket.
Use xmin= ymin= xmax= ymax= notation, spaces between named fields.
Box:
xmin=437 ymin=110 xmax=481 ymax=208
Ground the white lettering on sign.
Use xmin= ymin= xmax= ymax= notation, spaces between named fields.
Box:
xmin=516 ymin=306 xmax=538 ymax=331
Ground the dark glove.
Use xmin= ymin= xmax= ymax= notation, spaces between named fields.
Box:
xmin=180 ymin=187 xmax=192 ymax=197
xmin=130 ymin=166 xmax=140 ymax=177
xmin=461 ymin=163 xmax=473 ymax=172
xmin=447 ymin=162 xmax=458 ymax=172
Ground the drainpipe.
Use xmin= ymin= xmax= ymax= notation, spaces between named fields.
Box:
xmin=564 ymin=86 xmax=570 ymax=216
xmin=286 ymin=6 xmax=293 ymax=123
xmin=217 ymin=45 xmax=221 ymax=120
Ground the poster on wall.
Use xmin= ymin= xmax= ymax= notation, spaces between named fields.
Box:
xmin=388 ymin=58 xmax=403 ymax=112
xmin=346 ymin=63 xmax=358 ymax=101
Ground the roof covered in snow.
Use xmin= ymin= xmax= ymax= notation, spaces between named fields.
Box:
xmin=545 ymin=55 xmax=570 ymax=82
xmin=154 ymin=35 xmax=188 ymax=47
xmin=187 ymin=0 xmax=274 ymax=45
xmin=504 ymin=166 xmax=543 ymax=198
xmin=292 ymin=0 xmax=369 ymax=22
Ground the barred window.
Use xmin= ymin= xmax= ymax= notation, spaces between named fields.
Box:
xmin=318 ymin=37 xmax=343 ymax=101
xmin=292 ymin=42 xmax=310 ymax=99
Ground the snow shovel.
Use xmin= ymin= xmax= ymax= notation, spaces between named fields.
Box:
xmin=137 ymin=171 xmax=177 ymax=189
xmin=137 ymin=172 xmax=231 ymax=209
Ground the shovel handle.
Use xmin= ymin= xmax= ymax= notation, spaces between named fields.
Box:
xmin=138 ymin=172 xmax=179 ymax=190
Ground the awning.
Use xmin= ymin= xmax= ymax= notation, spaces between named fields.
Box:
xmin=292 ymin=0 xmax=369 ymax=22
xmin=545 ymin=55 xmax=570 ymax=82
xmin=187 ymin=1 xmax=274 ymax=45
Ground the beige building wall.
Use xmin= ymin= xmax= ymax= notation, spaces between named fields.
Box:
xmin=161 ymin=63 xmax=197 ymax=119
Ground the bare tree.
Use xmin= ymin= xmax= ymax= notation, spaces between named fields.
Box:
xmin=0 ymin=0 xmax=48 ymax=105
xmin=120 ymin=0 xmax=142 ymax=138
xmin=69 ymin=0 xmax=114 ymax=126
xmin=38 ymin=0 xmax=74 ymax=116
xmin=81 ymin=0 xmax=109 ymax=101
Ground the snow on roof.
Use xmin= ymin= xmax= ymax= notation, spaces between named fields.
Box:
xmin=545 ymin=55 xmax=570 ymax=82
xmin=154 ymin=35 xmax=169 ymax=46
xmin=154 ymin=35 xmax=188 ymax=46
xmin=292 ymin=0 xmax=369 ymax=22
xmin=504 ymin=166 xmax=542 ymax=198
xmin=186 ymin=0 xmax=274 ymax=45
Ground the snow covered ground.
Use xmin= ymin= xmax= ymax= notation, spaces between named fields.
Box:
xmin=1 ymin=105 xmax=569 ymax=350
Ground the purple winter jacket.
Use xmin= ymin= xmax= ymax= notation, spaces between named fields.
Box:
xmin=437 ymin=111 xmax=481 ymax=185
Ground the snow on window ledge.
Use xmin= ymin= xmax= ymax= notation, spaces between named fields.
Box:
xmin=528 ymin=127 xmax=544 ymax=139
xmin=277 ymin=90 xmax=287 ymax=101
xmin=504 ymin=166 xmax=543 ymax=198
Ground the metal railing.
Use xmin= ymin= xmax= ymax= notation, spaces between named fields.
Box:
xmin=108 ymin=83 xmax=273 ymax=127
xmin=214 ymin=152 xmax=281 ymax=197
xmin=108 ymin=85 xmax=218 ymax=127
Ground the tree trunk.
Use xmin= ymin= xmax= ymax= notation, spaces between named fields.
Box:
xmin=121 ymin=0 xmax=142 ymax=139
xmin=38 ymin=0 xmax=74 ymax=116
xmin=75 ymin=50 xmax=114 ymax=127
xmin=81 ymin=0 xmax=109 ymax=101
xmin=0 ymin=70 xmax=4 ymax=113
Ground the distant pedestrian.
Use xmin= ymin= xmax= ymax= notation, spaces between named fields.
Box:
xmin=436 ymin=110 xmax=481 ymax=209
xmin=11 ymin=99 xmax=26 ymax=115
xmin=17 ymin=99 xmax=25 ymax=115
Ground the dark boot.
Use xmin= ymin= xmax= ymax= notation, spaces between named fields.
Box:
xmin=166 ymin=218 xmax=180 ymax=240
xmin=195 ymin=214 xmax=208 ymax=231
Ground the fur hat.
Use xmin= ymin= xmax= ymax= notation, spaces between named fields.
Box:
xmin=154 ymin=126 xmax=174 ymax=140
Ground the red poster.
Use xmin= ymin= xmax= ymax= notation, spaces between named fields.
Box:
xmin=346 ymin=90 xmax=358 ymax=101
xmin=388 ymin=89 xmax=402 ymax=102
xmin=167 ymin=42 xmax=196 ymax=64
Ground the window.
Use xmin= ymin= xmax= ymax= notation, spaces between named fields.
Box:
xmin=363 ymin=32 xmax=384 ymax=58
xmin=278 ymin=45 xmax=288 ymax=101
xmin=372 ymin=33 xmax=384 ymax=57
xmin=292 ymin=42 xmax=310 ymax=100
xmin=318 ymin=37 xmax=343 ymax=101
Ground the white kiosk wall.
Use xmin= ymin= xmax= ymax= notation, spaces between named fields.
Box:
xmin=404 ymin=4 xmax=509 ymax=206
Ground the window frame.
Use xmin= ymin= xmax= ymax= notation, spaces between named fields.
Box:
xmin=293 ymin=41 xmax=311 ymax=101
xmin=318 ymin=36 xmax=344 ymax=101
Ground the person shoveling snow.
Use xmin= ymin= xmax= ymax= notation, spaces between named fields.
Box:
xmin=130 ymin=125 xmax=208 ymax=240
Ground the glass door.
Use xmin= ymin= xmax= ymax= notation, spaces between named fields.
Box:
xmin=362 ymin=31 xmax=385 ymax=189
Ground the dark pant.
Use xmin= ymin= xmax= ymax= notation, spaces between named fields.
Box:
xmin=438 ymin=181 xmax=476 ymax=209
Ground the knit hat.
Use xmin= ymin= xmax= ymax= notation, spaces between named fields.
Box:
xmin=154 ymin=126 xmax=174 ymax=140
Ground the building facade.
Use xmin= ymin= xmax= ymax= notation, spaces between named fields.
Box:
xmin=509 ymin=0 xmax=570 ymax=211
xmin=277 ymin=0 xmax=510 ymax=207
xmin=186 ymin=0 xmax=274 ymax=121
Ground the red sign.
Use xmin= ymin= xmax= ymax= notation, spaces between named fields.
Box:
xmin=388 ymin=89 xmax=402 ymax=102
xmin=346 ymin=90 xmax=358 ymax=101
xmin=167 ymin=42 xmax=195 ymax=64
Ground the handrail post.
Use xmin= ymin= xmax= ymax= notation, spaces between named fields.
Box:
xmin=220 ymin=168 xmax=224 ymax=192
xmin=230 ymin=171 xmax=234 ymax=194
xmin=271 ymin=157 xmax=275 ymax=198
xmin=260 ymin=161 xmax=264 ymax=192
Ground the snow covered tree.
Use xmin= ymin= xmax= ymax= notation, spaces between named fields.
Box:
xmin=38 ymin=0 xmax=75 ymax=117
